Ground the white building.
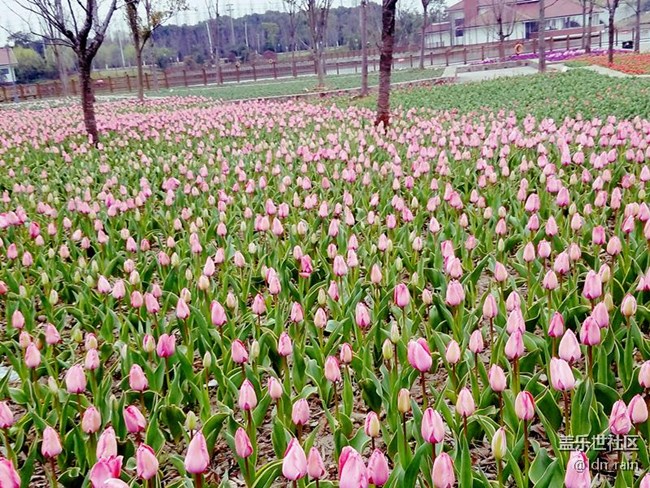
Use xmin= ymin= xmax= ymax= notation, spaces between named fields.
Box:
xmin=0 ymin=47 xmax=17 ymax=84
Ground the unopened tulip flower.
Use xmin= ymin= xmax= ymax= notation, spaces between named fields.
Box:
xmin=338 ymin=446 xmax=368 ymax=488
xmin=278 ymin=332 xmax=293 ymax=357
xmin=456 ymin=387 xmax=475 ymax=418
xmin=583 ymin=270 xmax=602 ymax=300
xmin=292 ymin=398 xmax=310 ymax=426
xmin=25 ymin=343 xmax=41 ymax=369
xmin=421 ymin=408 xmax=445 ymax=445
xmin=103 ymin=478 xmax=130 ymax=488
xmin=65 ymin=364 xmax=87 ymax=394
xmin=565 ymin=451 xmax=590 ymax=488
xmin=184 ymin=431 xmax=209 ymax=474
xmin=365 ymin=412 xmax=381 ymax=439
xmin=640 ymin=361 xmax=650 ymax=388
xmin=432 ymin=452 xmax=455 ymax=488
xmin=282 ymin=438 xmax=307 ymax=481
xmin=82 ymin=406 xmax=102 ymax=434
xmin=579 ymin=317 xmax=601 ymax=346
xmin=488 ymin=364 xmax=507 ymax=392
xmin=408 ymin=338 xmax=432 ymax=372
xmin=129 ymin=364 xmax=148 ymax=392
xmin=609 ymin=400 xmax=632 ymax=435
xmin=89 ymin=456 xmax=123 ymax=488
xmin=45 ymin=324 xmax=61 ymax=345
xmin=238 ymin=379 xmax=257 ymax=411
xmin=324 ymin=356 xmax=341 ymax=383
xmin=231 ymin=339 xmax=248 ymax=364
xmin=0 ymin=402 xmax=14 ymax=429
xmin=398 ymin=389 xmax=411 ymax=414
xmin=124 ymin=405 xmax=146 ymax=434
xmin=42 ymin=426 xmax=62 ymax=458
xmin=355 ymin=302 xmax=371 ymax=328
xmin=136 ymin=443 xmax=159 ymax=480
xmin=628 ymin=395 xmax=648 ymax=425
xmin=11 ymin=310 xmax=24 ymax=330
xmin=640 ymin=474 xmax=650 ymax=488
xmin=97 ymin=427 xmax=118 ymax=459
xmin=156 ymin=334 xmax=176 ymax=358
xmin=367 ymin=449 xmax=390 ymax=486
xmin=445 ymin=280 xmax=465 ymax=307
xmin=621 ymin=294 xmax=637 ymax=319
xmin=515 ymin=391 xmax=535 ymax=421
xmin=445 ymin=340 xmax=461 ymax=364
xmin=491 ymin=427 xmax=507 ymax=461
xmin=210 ymin=301 xmax=227 ymax=327
xmin=469 ymin=330 xmax=484 ymax=354
xmin=340 ymin=343 xmax=353 ymax=364
xmin=394 ymin=283 xmax=410 ymax=308
xmin=267 ymin=376 xmax=283 ymax=400
xmin=558 ymin=330 xmax=581 ymax=364
xmin=0 ymin=457 xmax=20 ymax=488
xmin=504 ymin=329 xmax=524 ymax=360
xmin=307 ymin=447 xmax=326 ymax=480
xmin=550 ymin=358 xmax=576 ymax=391
xmin=234 ymin=427 xmax=253 ymax=458
xmin=591 ymin=302 xmax=609 ymax=328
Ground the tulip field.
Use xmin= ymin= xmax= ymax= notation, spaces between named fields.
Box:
xmin=0 ymin=70 xmax=650 ymax=488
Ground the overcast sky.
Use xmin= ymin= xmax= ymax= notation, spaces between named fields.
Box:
xmin=0 ymin=0 xmax=427 ymax=45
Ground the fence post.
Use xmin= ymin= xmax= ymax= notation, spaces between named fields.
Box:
xmin=481 ymin=45 xmax=485 ymax=60
xmin=445 ymin=50 xmax=449 ymax=66
xmin=71 ymin=79 xmax=77 ymax=95
xmin=336 ymin=62 xmax=340 ymax=75
xmin=550 ymin=37 xmax=554 ymax=51
xmin=236 ymin=65 xmax=240 ymax=83
xmin=410 ymin=54 xmax=413 ymax=67
xmin=36 ymin=83 xmax=42 ymax=99
xmin=124 ymin=74 xmax=130 ymax=92
xmin=202 ymin=68 xmax=207 ymax=85
xmin=599 ymin=32 xmax=603 ymax=48
xmin=566 ymin=35 xmax=570 ymax=50
xmin=463 ymin=48 xmax=467 ymax=64
xmin=19 ymin=85 xmax=25 ymax=100
xmin=145 ymin=72 xmax=150 ymax=90
xmin=1 ymin=85 xmax=6 ymax=102
xmin=183 ymin=70 xmax=188 ymax=87
xmin=163 ymin=71 xmax=169 ymax=89
xmin=273 ymin=62 xmax=277 ymax=79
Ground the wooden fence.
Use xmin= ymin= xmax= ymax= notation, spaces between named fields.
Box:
xmin=0 ymin=32 xmax=605 ymax=103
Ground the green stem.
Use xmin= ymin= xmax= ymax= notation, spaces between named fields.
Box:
xmin=3 ymin=429 xmax=15 ymax=465
xmin=563 ymin=391 xmax=571 ymax=435
xmin=420 ymin=371 xmax=428 ymax=409
xmin=402 ymin=413 xmax=408 ymax=452
xmin=193 ymin=473 xmax=203 ymax=488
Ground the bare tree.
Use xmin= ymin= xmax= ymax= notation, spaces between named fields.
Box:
xmin=205 ymin=0 xmax=221 ymax=84
xmin=14 ymin=0 xmax=117 ymax=143
xmin=604 ymin=0 xmax=620 ymax=62
xmin=490 ymin=0 xmax=518 ymax=60
xmin=302 ymin=0 xmax=333 ymax=88
xmin=538 ymin=0 xmax=560 ymax=72
xmin=282 ymin=0 xmax=300 ymax=77
xmin=375 ymin=0 xmax=398 ymax=127
xmin=126 ymin=0 xmax=184 ymax=100
xmin=419 ymin=0 xmax=431 ymax=69
xmin=585 ymin=0 xmax=595 ymax=52
xmin=624 ymin=0 xmax=642 ymax=52
xmin=361 ymin=0 xmax=369 ymax=95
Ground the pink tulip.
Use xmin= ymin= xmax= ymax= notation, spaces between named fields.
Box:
xmin=558 ymin=330 xmax=581 ymax=364
xmin=25 ymin=343 xmax=41 ymax=369
xmin=407 ymin=338 xmax=432 ymax=372
xmin=97 ymin=276 xmax=112 ymax=294
xmin=307 ymin=447 xmax=326 ymax=480
xmin=103 ymin=479 xmax=130 ymax=488
xmin=514 ymin=391 xmax=535 ymax=421
xmin=156 ymin=334 xmax=176 ymax=358
xmin=367 ymin=449 xmax=390 ymax=486
xmin=45 ymin=324 xmax=61 ymax=345
xmin=421 ymin=408 xmax=445 ymax=444
xmin=144 ymin=293 xmax=159 ymax=314
xmin=89 ymin=456 xmax=123 ymax=488
xmin=0 ymin=402 xmax=14 ymax=429
xmin=324 ymin=356 xmax=341 ymax=383
xmin=333 ymin=255 xmax=348 ymax=276
xmin=609 ymin=400 xmax=631 ymax=435
xmin=41 ymin=426 xmax=62 ymax=458
xmin=234 ymin=427 xmax=253 ymax=458
xmin=548 ymin=312 xmax=565 ymax=338
xmin=292 ymin=398 xmax=310 ymax=426
xmin=550 ymin=358 xmax=576 ymax=391
xmin=393 ymin=283 xmax=410 ymax=308
xmin=488 ymin=364 xmax=507 ymax=392
xmin=355 ymin=302 xmax=371 ymax=328
xmin=340 ymin=343 xmax=353 ymax=364
xmin=176 ymin=298 xmax=190 ymax=320
xmin=432 ymin=452 xmax=455 ymax=488
xmin=640 ymin=361 xmax=650 ymax=388
xmin=11 ymin=310 xmax=24 ymax=330
xmin=482 ymin=294 xmax=498 ymax=319
xmin=97 ymin=427 xmax=118 ymax=459
xmin=278 ymin=332 xmax=293 ymax=357
xmin=564 ymin=451 xmax=590 ymax=488
xmin=591 ymin=302 xmax=609 ymax=328
xmin=184 ymin=431 xmax=209 ymax=474
xmin=628 ymin=394 xmax=648 ymax=425
xmin=339 ymin=446 xmax=368 ymax=488
xmin=267 ymin=376 xmax=283 ymax=400
xmin=445 ymin=280 xmax=464 ymax=307
xmin=124 ymin=405 xmax=146 ymax=434
xmin=135 ymin=443 xmax=158 ymax=480
xmin=238 ymin=379 xmax=257 ymax=411
xmin=210 ymin=301 xmax=227 ymax=327
xmin=640 ymin=474 xmax=650 ymax=488
xmin=445 ymin=340 xmax=461 ymax=365
xmin=504 ymin=329 xmax=524 ymax=360
xmin=0 ymin=457 xmax=20 ymax=488
xmin=469 ymin=330 xmax=484 ymax=354
xmin=129 ymin=364 xmax=148 ymax=392
xmin=456 ymin=388 xmax=475 ymax=418
xmin=282 ymin=438 xmax=307 ymax=481
xmin=85 ymin=349 xmax=100 ymax=371
xmin=231 ymin=339 xmax=249 ymax=364
xmin=582 ymin=270 xmax=602 ymax=300
xmin=621 ymin=294 xmax=637 ymax=318
xmin=82 ymin=406 xmax=102 ymax=434
xmin=65 ymin=364 xmax=87 ymax=394
xmin=364 ymin=412 xmax=381 ymax=438
xmin=579 ymin=317 xmax=601 ymax=346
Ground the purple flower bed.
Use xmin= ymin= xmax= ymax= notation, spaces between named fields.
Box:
xmin=473 ymin=48 xmax=627 ymax=65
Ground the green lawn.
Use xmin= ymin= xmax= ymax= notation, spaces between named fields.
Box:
xmin=350 ymin=69 xmax=650 ymax=120
xmin=160 ymin=67 xmax=443 ymax=100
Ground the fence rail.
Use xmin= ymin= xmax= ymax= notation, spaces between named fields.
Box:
xmin=0 ymin=32 xmax=607 ymax=103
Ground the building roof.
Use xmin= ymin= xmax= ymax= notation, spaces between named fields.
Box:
xmin=425 ymin=21 xmax=451 ymax=34
xmin=449 ymin=0 xmax=602 ymax=28
xmin=0 ymin=47 xmax=17 ymax=67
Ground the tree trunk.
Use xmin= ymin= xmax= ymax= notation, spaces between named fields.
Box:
xmin=499 ymin=37 xmax=506 ymax=61
xmin=52 ymin=42 xmax=69 ymax=96
xmin=361 ymin=0 xmax=369 ymax=95
xmin=79 ymin=58 xmax=99 ymax=145
xmin=538 ymin=0 xmax=546 ymax=72
xmin=136 ymin=46 xmax=145 ymax=100
xmin=608 ymin=7 xmax=616 ymax=63
xmin=586 ymin=0 xmax=594 ymax=53
xmin=635 ymin=0 xmax=641 ymax=52
xmin=581 ymin=1 xmax=587 ymax=49
xmin=375 ymin=0 xmax=398 ymax=127
xmin=419 ymin=4 xmax=428 ymax=69
xmin=315 ymin=45 xmax=325 ymax=87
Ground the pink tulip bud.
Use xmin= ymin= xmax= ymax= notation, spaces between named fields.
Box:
xmin=234 ymin=427 xmax=253 ymax=459
xmin=292 ymin=398 xmax=310 ymax=426
xmin=550 ymin=357 xmax=576 ymax=391
xmin=488 ymin=364 xmax=507 ymax=392
xmin=408 ymin=338 xmax=432 ymax=372
xmin=124 ymin=405 xmax=146 ymax=434
xmin=542 ymin=270 xmax=559 ymax=290
xmin=367 ymin=449 xmax=390 ymax=486
xmin=482 ymin=294 xmax=498 ymax=319
xmin=267 ymin=376 xmax=283 ymax=400
xmin=231 ymin=339 xmax=249 ymax=364
xmin=144 ymin=293 xmax=159 ymax=314
xmin=156 ymin=334 xmax=176 ymax=358
xmin=96 ymin=427 xmax=118 ymax=460
xmin=11 ymin=310 xmax=24 ymax=330
xmin=282 ymin=438 xmax=307 ymax=481
xmin=238 ymin=379 xmax=257 ymax=411
xmin=82 ymin=406 xmax=102 ymax=434
xmin=314 ymin=308 xmax=327 ymax=328
xmin=307 ymin=447 xmax=326 ymax=480
xmin=558 ymin=330 xmax=581 ymax=364
xmin=41 ymin=426 xmax=62 ymax=458
xmin=97 ymin=276 xmax=112 ymax=294
xmin=582 ymin=270 xmax=602 ymax=300
xmin=333 ymin=255 xmax=348 ymax=277
xmin=290 ymin=302 xmax=304 ymax=323
xmin=370 ymin=264 xmax=382 ymax=284
xmin=548 ymin=312 xmax=565 ymax=338
xmin=129 ymin=364 xmax=148 ymax=392
xmin=445 ymin=340 xmax=461 ymax=364
xmin=338 ymin=446 xmax=368 ymax=488
xmin=364 ymin=412 xmax=381 ymax=438
xmin=493 ymin=262 xmax=508 ymax=283
xmin=176 ymin=298 xmax=190 ymax=320
xmin=0 ymin=402 xmax=14 ymax=429
xmin=515 ymin=391 xmax=535 ymax=421
xmin=565 ymin=451 xmax=590 ymax=488
xmin=505 ymin=292 xmax=521 ymax=313
xmin=184 ymin=431 xmax=209 ymax=474
xmin=0 ymin=457 xmax=20 ymax=488
xmin=328 ymin=281 xmax=340 ymax=301
xmin=469 ymin=330 xmax=484 ymax=354
xmin=340 ymin=343 xmax=353 ymax=364
xmin=394 ymin=283 xmax=410 ymax=308
xmin=111 ymin=280 xmax=126 ymax=300
xmin=639 ymin=361 xmax=650 ymax=388
xmin=445 ymin=280 xmax=465 ymax=307
xmin=355 ymin=302 xmax=371 ymax=328
xmin=85 ymin=348 xmax=100 ymax=371
xmin=324 ymin=356 xmax=341 ymax=383
xmin=136 ymin=444 xmax=159 ymax=480
xmin=142 ymin=334 xmax=155 ymax=353
xmin=432 ymin=451 xmax=455 ymax=488
xmin=621 ymin=294 xmax=637 ymax=318
xmin=210 ymin=301 xmax=227 ymax=327
xmin=421 ymin=408 xmax=445 ymax=444
xmin=591 ymin=302 xmax=609 ymax=328
xmin=628 ymin=395 xmax=648 ymax=425
xmin=609 ymin=400 xmax=631 ymax=435
xmin=504 ymin=329 xmax=524 ymax=360
xmin=456 ymin=387 xmax=475 ymax=418
xmin=65 ymin=364 xmax=87 ymax=394
xmin=25 ymin=343 xmax=41 ymax=369
xmin=45 ymin=324 xmax=61 ymax=345
xmin=579 ymin=317 xmax=601 ymax=346
xmin=89 ymin=456 xmax=123 ymax=488
xmin=640 ymin=474 xmax=650 ymax=488
xmin=278 ymin=332 xmax=293 ymax=357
